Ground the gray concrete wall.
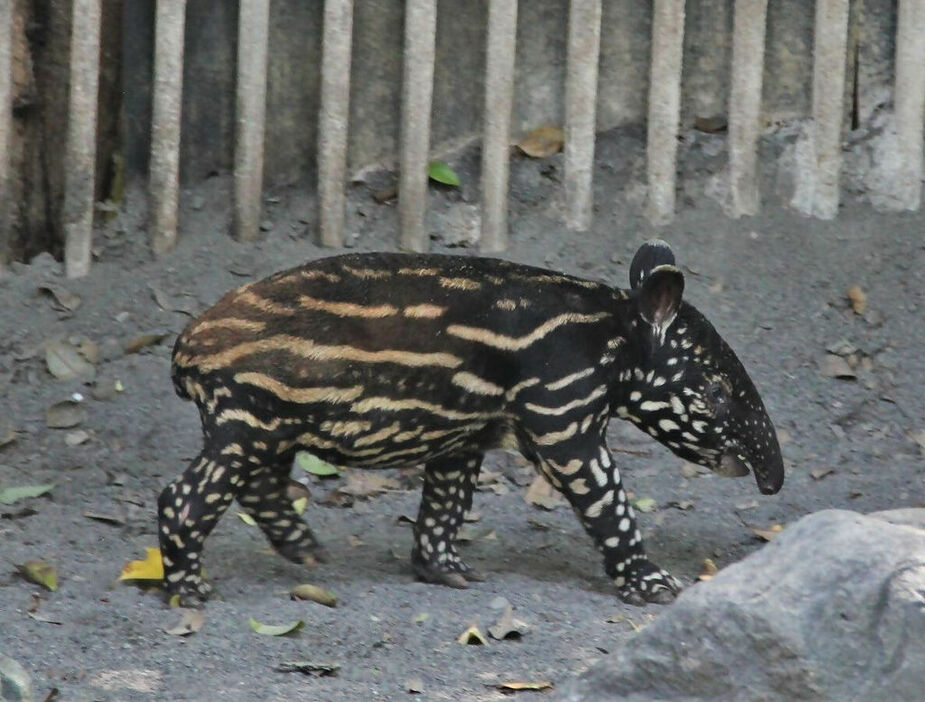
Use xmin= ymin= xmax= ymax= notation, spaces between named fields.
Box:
xmin=114 ymin=0 xmax=901 ymax=187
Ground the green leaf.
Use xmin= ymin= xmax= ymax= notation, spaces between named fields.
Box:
xmin=632 ymin=497 xmax=657 ymax=513
xmin=0 ymin=483 xmax=55 ymax=505
xmin=428 ymin=160 xmax=460 ymax=186
xmin=18 ymin=559 xmax=58 ymax=591
xmin=295 ymin=452 xmax=339 ymax=477
xmin=249 ymin=617 xmax=305 ymax=636
xmin=236 ymin=512 xmax=257 ymax=526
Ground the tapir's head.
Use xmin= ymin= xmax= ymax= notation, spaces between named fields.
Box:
xmin=616 ymin=240 xmax=784 ymax=495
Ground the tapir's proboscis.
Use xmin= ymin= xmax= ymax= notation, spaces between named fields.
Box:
xmin=160 ymin=241 xmax=783 ymax=607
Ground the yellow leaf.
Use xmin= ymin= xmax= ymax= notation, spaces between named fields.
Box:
xmin=496 ymin=681 xmax=554 ymax=692
xmin=517 ymin=125 xmax=564 ymax=158
xmin=290 ymin=583 xmax=337 ymax=608
xmin=249 ymin=617 xmax=304 ymax=636
xmin=292 ymin=497 xmax=309 ymax=515
xmin=119 ymin=547 xmax=164 ymax=581
xmin=847 ymin=285 xmax=867 ymax=314
xmin=18 ymin=559 xmax=58 ymax=591
xmin=236 ymin=512 xmax=257 ymax=526
xmin=457 ymin=623 xmax=488 ymax=645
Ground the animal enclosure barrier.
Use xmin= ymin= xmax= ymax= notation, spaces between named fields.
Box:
xmin=6 ymin=0 xmax=922 ymax=278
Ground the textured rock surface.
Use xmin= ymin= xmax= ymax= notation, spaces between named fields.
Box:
xmin=559 ymin=509 xmax=925 ymax=702
xmin=0 ymin=656 xmax=33 ymax=702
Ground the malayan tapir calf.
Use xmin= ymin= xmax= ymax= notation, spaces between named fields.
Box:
xmin=159 ymin=240 xmax=783 ymax=607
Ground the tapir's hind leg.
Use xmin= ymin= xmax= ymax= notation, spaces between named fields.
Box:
xmin=158 ymin=447 xmax=245 ymax=607
xmin=236 ymin=460 xmax=328 ymax=566
xmin=411 ymin=453 xmax=485 ymax=588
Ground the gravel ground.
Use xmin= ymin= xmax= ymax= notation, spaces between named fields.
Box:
xmin=1 ymin=125 xmax=923 ymax=701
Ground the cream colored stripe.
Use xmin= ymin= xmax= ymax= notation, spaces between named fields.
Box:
xmin=545 ymin=367 xmax=595 ymax=391
xmin=397 ymin=267 xmax=440 ymax=276
xmin=452 ymin=371 xmax=505 ymax=396
xmin=403 ymin=304 xmax=446 ymax=318
xmin=187 ymin=335 xmax=463 ymax=371
xmin=353 ymin=421 xmax=402 ymax=447
xmin=234 ymin=372 xmax=364 ymax=404
xmin=236 ymin=290 xmax=296 ymax=315
xmin=448 ymin=312 xmax=608 ymax=351
xmin=525 ymin=385 xmax=607 ymax=416
xmin=215 ymin=409 xmax=282 ymax=431
xmin=350 ymin=396 xmax=490 ymax=421
xmin=439 ymin=276 xmax=481 ymax=290
xmin=299 ymin=295 xmax=398 ymax=318
xmin=505 ymin=377 xmax=540 ymax=401
xmin=192 ymin=318 xmax=267 ymax=334
xmin=528 ymin=421 xmax=579 ymax=445
xmin=342 ymin=265 xmax=391 ymax=279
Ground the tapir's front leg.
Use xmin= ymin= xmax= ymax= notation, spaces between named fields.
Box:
xmin=533 ymin=439 xmax=681 ymax=605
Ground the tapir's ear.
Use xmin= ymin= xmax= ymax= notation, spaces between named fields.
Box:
xmin=638 ymin=265 xmax=684 ymax=333
xmin=629 ymin=239 xmax=676 ymax=290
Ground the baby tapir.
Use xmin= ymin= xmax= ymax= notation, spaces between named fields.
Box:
xmin=160 ymin=240 xmax=783 ymax=608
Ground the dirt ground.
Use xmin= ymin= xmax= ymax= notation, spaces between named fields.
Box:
xmin=1 ymin=125 xmax=923 ymax=702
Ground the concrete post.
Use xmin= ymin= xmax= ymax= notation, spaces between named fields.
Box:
xmin=480 ymin=0 xmax=518 ymax=252
xmin=564 ymin=0 xmax=602 ymax=232
xmin=646 ymin=0 xmax=686 ymax=226
xmin=894 ymin=0 xmax=925 ymax=211
xmin=398 ymin=0 xmax=436 ymax=252
xmin=318 ymin=0 xmax=354 ymax=248
xmin=234 ymin=0 xmax=271 ymax=242
xmin=63 ymin=0 xmax=102 ymax=278
xmin=809 ymin=0 xmax=849 ymax=219
xmin=0 ymin=0 xmax=12 ymax=270
xmin=149 ymin=0 xmax=187 ymax=255
xmin=727 ymin=0 xmax=768 ymax=218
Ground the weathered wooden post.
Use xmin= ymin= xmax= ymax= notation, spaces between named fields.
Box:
xmin=480 ymin=0 xmax=518 ymax=252
xmin=894 ymin=0 xmax=925 ymax=210
xmin=564 ymin=0 xmax=602 ymax=232
xmin=809 ymin=0 xmax=849 ymax=219
xmin=398 ymin=0 xmax=437 ymax=252
xmin=234 ymin=0 xmax=271 ymax=242
xmin=646 ymin=0 xmax=686 ymax=226
xmin=0 ymin=0 xmax=12 ymax=270
xmin=149 ymin=0 xmax=187 ymax=255
xmin=318 ymin=0 xmax=354 ymax=248
xmin=63 ymin=0 xmax=102 ymax=278
xmin=727 ymin=0 xmax=768 ymax=219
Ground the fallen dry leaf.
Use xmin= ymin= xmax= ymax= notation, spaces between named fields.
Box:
xmin=249 ymin=617 xmax=304 ymax=636
xmin=496 ymin=681 xmax=553 ymax=692
xmin=275 ymin=661 xmax=339 ymax=677
xmin=290 ymin=583 xmax=337 ymax=608
xmin=164 ymin=609 xmax=204 ymax=636
xmin=406 ymin=678 xmax=425 ymax=694
xmin=517 ymin=125 xmax=564 ymax=158
xmin=847 ymin=285 xmax=867 ymax=314
xmin=17 ymin=559 xmax=58 ymax=591
xmin=46 ymin=400 xmax=85 ymax=429
xmin=37 ymin=283 xmax=82 ymax=312
xmin=83 ymin=511 xmax=125 ymax=526
xmin=632 ymin=497 xmax=657 ymax=513
xmin=457 ymin=622 xmax=488 ymax=645
xmin=488 ymin=602 xmax=528 ymax=640
xmin=65 ymin=430 xmax=90 ymax=447
xmin=337 ymin=471 xmax=400 ymax=498
xmin=818 ymin=354 xmax=856 ymax=380
xmin=124 ymin=332 xmax=169 ymax=355
xmin=698 ymin=558 xmax=719 ymax=582
xmin=28 ymin=611 xmax=63 ymax=625
xmin=751 ymin=524 xmax=784 ymax=542
xmin=810 ymin=466 xmax=834 ymax=481
xmin=45 ymin=339 xmax=96 ymax=381
xmin=524 ymin=474 xmax=565 ymax=511
xmin=236 ymin=512 xmax=257 ymax=526
xmin=0 ymin=483 xmax=55 ymax=505
xmin=119 ymin=547 xmax=164 ymax=582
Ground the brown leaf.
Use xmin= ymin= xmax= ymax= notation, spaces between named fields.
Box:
xmin=847 ymin=285 xmax=867 ymax=314
xmin=698 ymin=558 xmax=719 ymax=582
xmin=818 ymin=354 xmax=856 ymax=380
xmin=488 ymin=602 xmax=528 ymax=640
xmin=810 ymin=466 xmax=834 ymax=481
xmin=164 ymin=609 xmax=204 ymax=636
xmin=45 ymin=339 xmax=96 ymax=381
xmin=337 ymin=471 xmax=400 ymax=498
xmin=124 ymin=332 xmax=169 ymax=354
xmin=37 ymin=284 xmax=82 ymax=312
xmin=517 ymin=125 xmax=564 ymax=158
xmin=285 ymin=479 xmax=312 ymax=504
xmin=524 ymin=474 xmax=565 ymax=511
xmin=496 ymin=681 xmax=553 ymax=693
xmin=290 ymin=583 xmax=337 ymax=607
xmin=46 ymin=401 xmax=86 ymax=429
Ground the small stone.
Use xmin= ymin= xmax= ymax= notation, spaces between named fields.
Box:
xmin=259 ymin=220 xmax=274 ymax=232
xmin=0 ymin=655 xmax=34 ymax=702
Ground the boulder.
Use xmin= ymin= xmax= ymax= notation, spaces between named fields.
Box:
xmin=558 ymin=509 xmax=925 ymax=702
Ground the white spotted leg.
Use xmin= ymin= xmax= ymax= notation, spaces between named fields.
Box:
xmin=237 ymin=462 xmax=328 ymax=567
xmin=533 ymin=441 xmax=682 ymax=606
xmin=411 ymin=453 xmax=486 ymax=588
xmin=157 ymin=449 xmax=245 ymax=607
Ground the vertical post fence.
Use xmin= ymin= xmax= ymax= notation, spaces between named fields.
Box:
xmin=318 ymin=0 xmax=354 ymax=248
xmin=727 ymin=0 xmax=768 ymax=219
xmin=480 ymin=0 xmax=518 ymax=252
xmin=149 ymin=0 xmax=187 ymax=255
xmin=893 ymin=0 xmax=925 ymax=211
xmin=234 ymin=0 xmax=271 ymax=242
xmin=809 ymin=0 xmax=849 ymax=219
xmin=646 ymin=0 xmax=686 ymax=226
xmin=564 ymin=0 xmax=602 ymax=232
xmin=0 ymin=0 xmax=12 ymax=270
xmin=63 ymin=0 xmax=102 ymax=278
xmin=398 ymin=0 xmax=437 ymax=253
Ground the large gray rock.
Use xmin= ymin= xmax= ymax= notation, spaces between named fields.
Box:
xmin=559 ymin=509 xmax=925 ymax=702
